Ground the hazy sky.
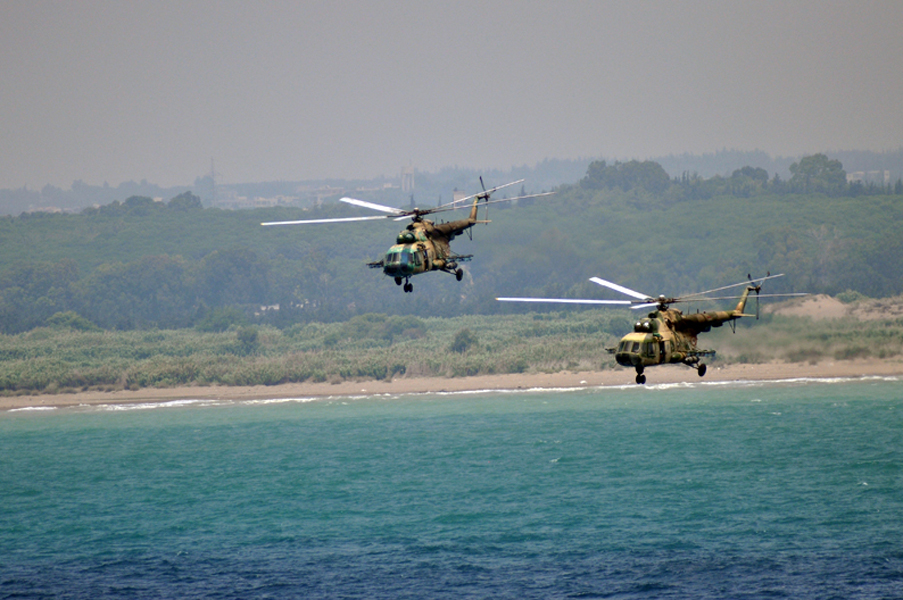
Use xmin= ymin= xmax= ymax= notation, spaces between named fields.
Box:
xmin=2 ymin=0 xmax=902 ymax=189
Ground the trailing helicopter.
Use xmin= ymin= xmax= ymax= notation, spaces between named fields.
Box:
xmin=498 ymin=274 xmax=806 ymax=384
xmin=262 ymin=179 xmax=552 ymax=292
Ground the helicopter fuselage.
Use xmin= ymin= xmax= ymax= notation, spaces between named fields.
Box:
xmin=379 ymin=224 xmax=450 ymax=279
xmin=370 ymin=204 xmax=485 ymax=290
xmin=613 ymin=287 xmax=757 ymax=382
xmin=613 ymin=308 xmax=715 ymax=370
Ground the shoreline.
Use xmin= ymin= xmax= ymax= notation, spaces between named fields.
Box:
xmin=3 ymin=359 xmax=902 ymax=411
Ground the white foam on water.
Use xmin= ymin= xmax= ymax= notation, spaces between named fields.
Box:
xmin=97 ymin=398 xmax=225 ymax=412
xmin=6 ymin=374 xmax=899 ymax=415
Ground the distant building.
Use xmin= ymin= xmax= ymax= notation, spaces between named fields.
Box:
xmin=401 ymin=165 xmax=415 ymax=193
xmin=847 ymin=170 xmax=890 ymax=185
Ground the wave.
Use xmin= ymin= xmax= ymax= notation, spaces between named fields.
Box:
xmin=7 ymin=405 xmax=58 ymax=413
xmin=4 ymin=375 xmax=899 ymax=415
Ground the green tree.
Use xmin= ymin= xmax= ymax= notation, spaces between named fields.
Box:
xmin=0 ymin=260 xmax=80 ymax=333
xmin=729 ymin=166 xmax=769 ymax=197
xmin=45 ymin=310 xmax=100 ymax=331
xmin=236 ymin=325 xmax=260 ymax=355
xmin=74 ymin=255 xmax=196 ymax=329
xmin=732 ymin=166 xmax=769 ymax=182
xmin=168 ymin=191 xmax=203 ymax=211
xmin=198 ymin=247 xmax=270 ymax=307
xmin=450 ymin=328 xmax=479 ymax=353
xmin=580 ymin=160 xmax=671 ymax=194
xmin=123 ymin=195 xmax=159 ymax=216
xmin=789 ymin=154 xmax=847 ymax=196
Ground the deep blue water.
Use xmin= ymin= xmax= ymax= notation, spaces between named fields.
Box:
xmin=2 ymin=378 xmax=902 ymax=599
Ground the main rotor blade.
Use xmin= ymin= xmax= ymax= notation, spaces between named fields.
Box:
xmin=497 ymin=297 xmax=632 ymax=306
xmin=751 ymin=292 xmax=809 ymax=299
xmin=672 ymin=292 xmax=809 ymax=302
xmin=680 ymin=273 xmax=786 ymax=300
xmin=261 ymin=215 xmax=389 ymax=226
xmin=445 ymin=179 xmax=525 ymax=208
xmin=390 ymin=192 xmax=556 ymax=220
xmin=339 ymin=197 xmax=407 ymax=215
xmin=390 ymin=204 xmax=465 ymax=221
xmin=478 ymin=191 xmax=555 ymax=207
xmin=589 ymin=277 xmax=651 ymax=301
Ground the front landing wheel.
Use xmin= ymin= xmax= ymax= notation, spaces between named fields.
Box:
xmin=636 ymin=373 xmax=646 ymax=385
xmin=403 ymin=282 xmax=413 ymax=293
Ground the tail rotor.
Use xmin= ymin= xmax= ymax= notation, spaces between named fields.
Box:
xmin=747 ymin=273 xmax=761 ymax=319
xmin=478 ymin=176 xmax=489 ymax=226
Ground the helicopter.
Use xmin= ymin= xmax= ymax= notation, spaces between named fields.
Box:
xmin=262 ymin=179 xmax=552 ymax=292
xmin=498 ymin=273 xmax=806 ymax=384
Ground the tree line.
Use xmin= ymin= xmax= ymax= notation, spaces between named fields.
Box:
xmin=581 ymin=153 xmax=902 ymax=200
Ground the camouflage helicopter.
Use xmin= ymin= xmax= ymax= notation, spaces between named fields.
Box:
xmin=262 ymin=179 xmax=552 ymax=293
xmin=498 ymin=274 xmax=806 ymax=384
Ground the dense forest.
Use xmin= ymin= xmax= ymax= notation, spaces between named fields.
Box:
xmin=1 ymin=154 xmax=902 ymax=335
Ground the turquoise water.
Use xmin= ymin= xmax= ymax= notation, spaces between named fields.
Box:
xmin=2 ymin=378 xmax=902 ymax=599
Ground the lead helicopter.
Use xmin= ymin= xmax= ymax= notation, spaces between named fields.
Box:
xmin=498 ymin=274 xmax=806 ymax=384
xmin=262 ymin=179 xmax=552 ymax=292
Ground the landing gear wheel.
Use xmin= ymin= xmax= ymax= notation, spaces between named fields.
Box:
xmin=395 ymin=277 xmax=403 ymax=286
xmin=455 ymin=268 xmax=463 ymax=281
xmin=636 ymin=373 xmax=646 ymax=385
xmin=697 ymin=363 xmax=707 ymax=377
xmin=403 ymin=282 xmax=413 ymax=293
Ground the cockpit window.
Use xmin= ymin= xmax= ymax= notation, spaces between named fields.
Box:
xmin=388 ymin=250 xmax=412 ymax=266
xmin=630 ymin=341 xmax=640 ymax=353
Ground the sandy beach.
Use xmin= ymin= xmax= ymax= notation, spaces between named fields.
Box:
xmin=3 ymin=358 xmax=901 ymax=411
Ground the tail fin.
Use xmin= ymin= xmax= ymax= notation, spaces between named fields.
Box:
xmin=733 ymin=276 xmax=762 ymax=317
xmin=468 ymin=196 xmax=481 ymax=221
xmin=468 ymin=176 xmax=488 ymax=221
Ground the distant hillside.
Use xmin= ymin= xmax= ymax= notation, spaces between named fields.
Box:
xmin=3 ymin=149 xmax=901 ymax=216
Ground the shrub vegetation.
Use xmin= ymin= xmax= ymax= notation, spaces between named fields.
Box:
xmin=3 ymin=308 xmax=900 ymax=395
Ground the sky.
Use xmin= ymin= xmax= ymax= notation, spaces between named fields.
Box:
xmin=2 ymin=0 xmax=902 ymax=189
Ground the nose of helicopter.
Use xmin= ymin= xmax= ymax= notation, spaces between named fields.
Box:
xmin=614 ymin=337 xmax=644 ymax=368
xmin=614 ymin=352 xmax=640 ymax=368
xmin=382 ymin=246 xmax=417 ymax=277
xmin=383 ymin=262 xmax=413 ymax=277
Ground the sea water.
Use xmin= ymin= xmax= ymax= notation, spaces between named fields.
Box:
xmin=1 ymin=378 xmax=902 ymax=599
